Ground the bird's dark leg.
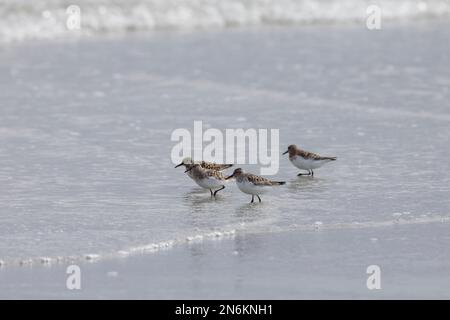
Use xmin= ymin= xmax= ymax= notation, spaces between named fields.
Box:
xmin=257 ymin=195 xmax=261 ymax=203
xmin=209 ymin=189 xmax=213 ymax=197
xmin=297 ymin=171 xmax=311 ymax=176
xmin=213 ymin=186 xmax=225 ymax=197
xmin=251 ymin=195 xmax=254 ymax=203
xmin=311 ymin=170 xmax=314 ymax=177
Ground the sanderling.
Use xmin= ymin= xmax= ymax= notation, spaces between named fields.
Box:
xmin=175 ymin=157 xmax=232 ymax=180
xmin=282 ymin=144 xmax=336 ymax=177
xmin=226 ymin=168 xmax=285 ymax=203
xmin=184 ymin=163 xmax=227 ymax=197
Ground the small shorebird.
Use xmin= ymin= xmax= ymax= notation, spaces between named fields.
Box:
xmin=175 ymin=157 xmax=232 ymax=180
xmin=226 ymin=168 xmax=285 ymax=203
xmin=283 ymin=144 xmax=336 ymax=177
xmin=184 ymin=163 xmax=227 ymax=197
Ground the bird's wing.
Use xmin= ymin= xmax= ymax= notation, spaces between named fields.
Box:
xmin=205 ymin=169 xmax=226 ymax=180
xmin=201 ymin=161 xmax=233 ymax=171
xmin=246 ymin=174 xmax=273 ymax=186
xmin=298 ymin=149 xmax=334 ymax=161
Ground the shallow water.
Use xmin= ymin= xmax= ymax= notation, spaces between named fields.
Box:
xmin=0 ymin=21 xmax=449 ymax=265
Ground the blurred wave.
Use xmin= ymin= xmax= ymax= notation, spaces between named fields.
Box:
xmin=1 ymin=0 xmax=450 ymax=43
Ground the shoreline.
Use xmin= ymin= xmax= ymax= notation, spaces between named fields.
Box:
xmin=2 ymin=16 xmax=450 ymax=48
xmin=2 ymin=221 xmax=450 ymax=299
xmin=1 ymin=214 xmax=449 ymax=270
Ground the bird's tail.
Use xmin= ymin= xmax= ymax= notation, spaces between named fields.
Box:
xmin=222 ymin=164 xmax=234 ymax=169
xmin=324 ymin=157 xmax=337 ymax=161
xmin=272 ymin=181 xmax=286 ymax=186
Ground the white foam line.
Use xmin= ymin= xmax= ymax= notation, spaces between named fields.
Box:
xmin=3 ymin=0 xmax=450 ymax=44
xmin=0 ymin=217 xmax=277 ymax=268
xmin=0 ymin=229 xmax=237 ymax=269
xmin=1 ymin=215 xmax=449 ymax=269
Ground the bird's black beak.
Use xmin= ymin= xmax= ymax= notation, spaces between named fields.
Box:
xmin=282 ymin=150 xmax=288 ymax=155
xmin=225 ymin=174 xmax=234 ymax=180
xmin=174 ymin=163 xmax=183 ymax=168
xmin=184 ymin=167 xmax=193 ymax=173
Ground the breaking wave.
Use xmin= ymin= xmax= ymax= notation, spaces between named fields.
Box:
xmin=1 ymin=0 xmax=450 ymax=43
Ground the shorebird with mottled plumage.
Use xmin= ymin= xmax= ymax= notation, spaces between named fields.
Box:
xmin=175 ymin=157 xmax=233 ymax=180
xmin=283 ymin=144 xmax=336 ymax=177
xmin=225 ymin=168 xmax=285 ymax=203
xmin=184 ymin=163 xmax=227 ymax=197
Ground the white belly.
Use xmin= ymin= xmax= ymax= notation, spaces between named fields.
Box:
xmin=197 ymin=177 xmax=224 ymax=190
xmin=291 ymin=156 xmax=330 ymax=170
xmin=236 ymin=180 xmax=268 ymax=195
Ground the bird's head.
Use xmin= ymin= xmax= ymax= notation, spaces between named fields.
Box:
xmin=174 ymin=157 xmax=194 ymax=168
xmin=226 ymin=168 xmax=243 ymax=180
xmin=283 ymin=144 xmax=298 ymax=155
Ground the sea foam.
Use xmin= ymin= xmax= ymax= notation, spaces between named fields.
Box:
xmin=1 ymin=0 xmax=450 ymax=43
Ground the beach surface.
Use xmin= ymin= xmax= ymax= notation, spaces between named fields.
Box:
xmin=1 ymin=16 xmax=450 ymax=298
